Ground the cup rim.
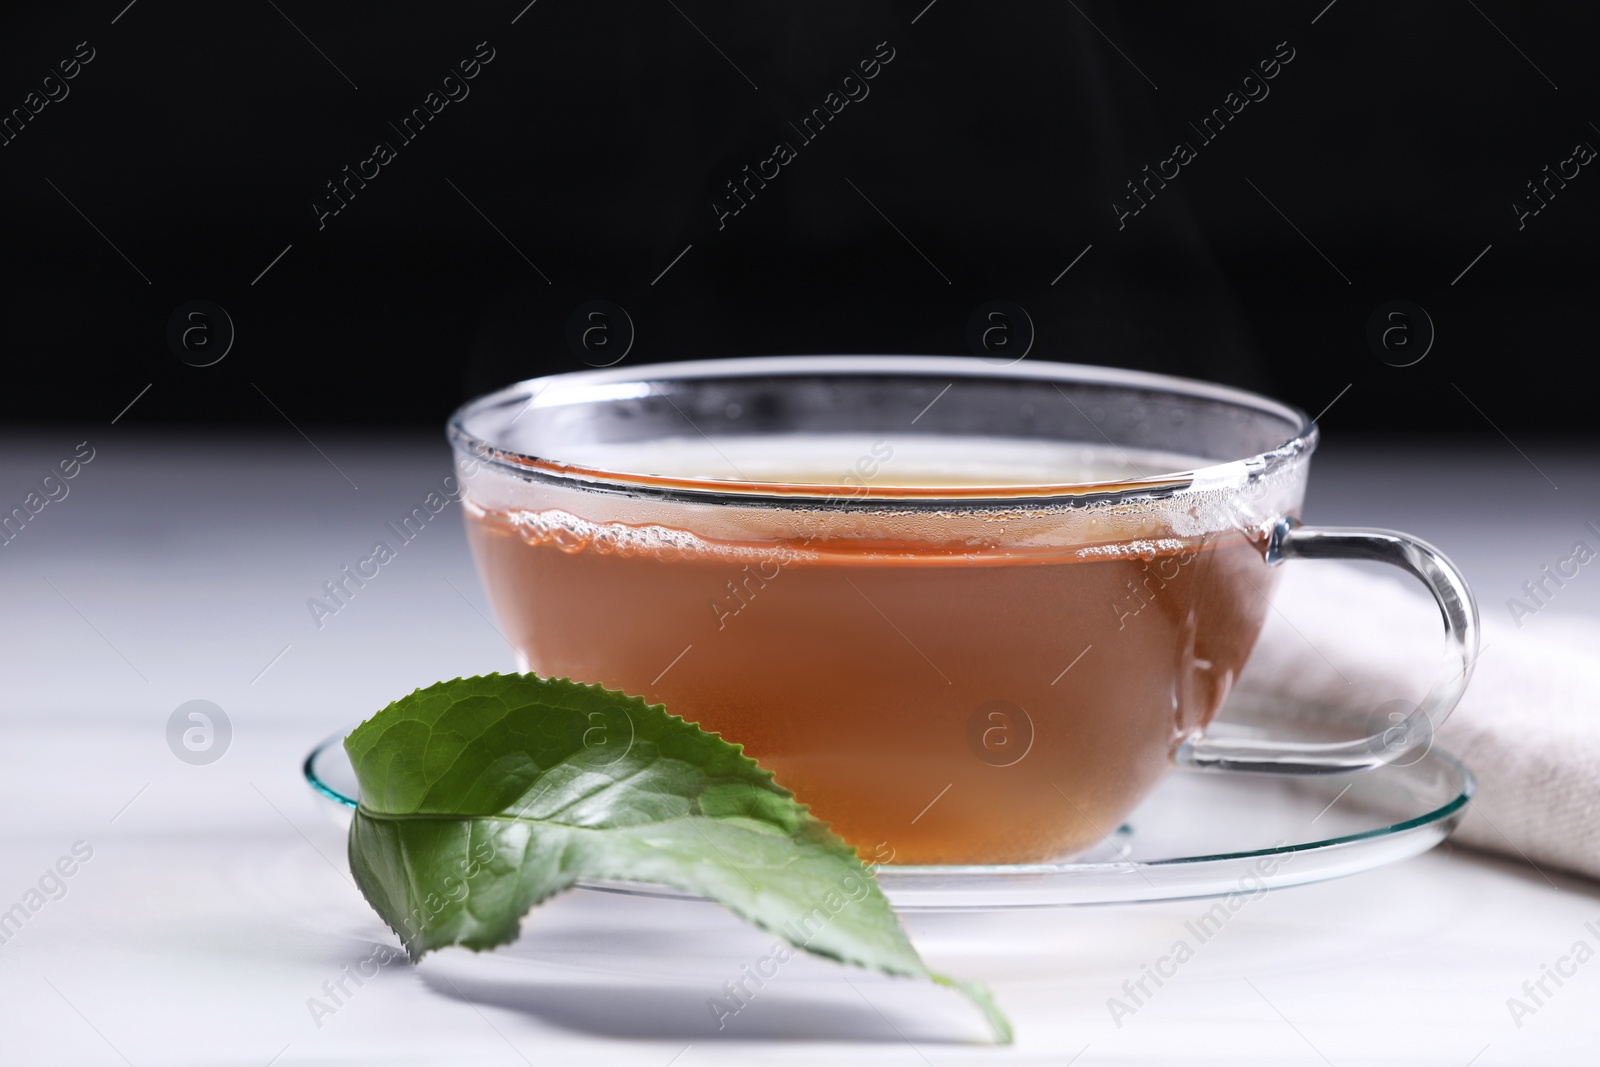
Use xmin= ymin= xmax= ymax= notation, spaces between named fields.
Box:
xmin=447 ymin=355 xmax=1317 ymax=509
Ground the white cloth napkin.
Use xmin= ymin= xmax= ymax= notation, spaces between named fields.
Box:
xmin=1230 ymin=560 xmax=1600 ymax=882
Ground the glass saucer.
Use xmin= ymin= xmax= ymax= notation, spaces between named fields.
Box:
xmin=304 ymin=732 xmax=1471 ymax=909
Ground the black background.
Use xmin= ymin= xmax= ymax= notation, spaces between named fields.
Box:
xmin=2 ymin=1 xmax=1594 ymax=435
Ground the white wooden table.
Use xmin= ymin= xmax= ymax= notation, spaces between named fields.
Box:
xmin=1 ymin=430 xmax=1594 ymax=1065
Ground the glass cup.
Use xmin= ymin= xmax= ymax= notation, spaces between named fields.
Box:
xmin=448 ymin=356 xmax=1478 ymax=865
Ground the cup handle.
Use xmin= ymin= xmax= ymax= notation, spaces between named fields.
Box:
xmin=1173 ymin=518 xmax=1480 ymax=775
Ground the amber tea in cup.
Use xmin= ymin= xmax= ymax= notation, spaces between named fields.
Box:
xmin=450 ymin=357 xmax=1476 ymax=865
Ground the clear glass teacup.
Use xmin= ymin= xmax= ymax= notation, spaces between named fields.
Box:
xmin=449 ymin=356 xmax=1477 ymax=865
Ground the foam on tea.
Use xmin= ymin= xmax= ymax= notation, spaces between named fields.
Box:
xmin=460 ymin=435 xmax=1287 ymax=864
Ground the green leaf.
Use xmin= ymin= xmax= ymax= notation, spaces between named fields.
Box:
xmin=344 ymin=673 xmax=1011 ymax=1043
